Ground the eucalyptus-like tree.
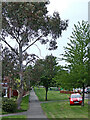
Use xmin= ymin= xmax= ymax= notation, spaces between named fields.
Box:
xmin=1 ymin=2 xmax=68 ymax=109
xmin=61 ymin=20 xmax=90 ymax=106
xmin=2 ymin=47 xmax=19 ymax=87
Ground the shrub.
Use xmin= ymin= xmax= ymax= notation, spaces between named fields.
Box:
xmin=2 ymin=98 xmax=17 ymax=113
xmin=2 ymin=92 xmax=5 ymax=97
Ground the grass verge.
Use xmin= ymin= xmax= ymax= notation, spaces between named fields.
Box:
xmin=20 ymin=94 xmax=29 ymax=111
xmin=34 ymin=87 xmax=70 ymax=101
xmin=1 ymin=115 xmax=27 ymax=119
xmin=34 ymin=87 xmax=88 ymax=119
xmin=41 ymin=100 xmax=88 ymax=119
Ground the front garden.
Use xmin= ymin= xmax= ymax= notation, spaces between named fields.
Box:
xmin=2 ymin=94 xmax=29 ymax=115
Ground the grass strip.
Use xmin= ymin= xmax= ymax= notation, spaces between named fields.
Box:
xmin=34 ymin=87 xmax=70 ymax=101
xmin=20 ymin=94 xmax=29 ymax=110
xmin=41 ymin=100 xmax=88 ymax=119
xmin=1 ymin=115 xmax=27 ymax=119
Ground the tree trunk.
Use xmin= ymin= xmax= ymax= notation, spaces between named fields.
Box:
xmin=17 ymin=86 xmax=23 ymax=109
xmin=0 ymin=44 xmax=2 ymax=112
xmin=82 ymin=83 xmax=85 ymax=106
xmin=45 ymin=87 xmax=48 ymax=101
xmin=17 ymin=45 xmax=23 ymax=109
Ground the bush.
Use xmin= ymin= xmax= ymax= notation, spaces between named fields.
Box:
xmin=2 ymin=92 xmax=5 ymax=97
xmin=2 ymin=98 xmax=17 ymax=113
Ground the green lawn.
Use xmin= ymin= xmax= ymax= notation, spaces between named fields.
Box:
xmin=34 ymin=87 xmax=88 ymax=119
xmin=1 ymin=115 xmax=27 ymax=119
xmin=41 ymin=100 xmax=88 ymax=119
xmin=20 ymin=94 xmax=29 ymax=110
xmin=34 ymin=87 xmax=70 ymax=101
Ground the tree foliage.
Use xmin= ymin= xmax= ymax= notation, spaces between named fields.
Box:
xmin=2 ymin=47 xmax=19 ymax=87
xmin=1 ymin=2 xmax=68 ymax=108
xmin=40 ymin=55 xmax=58 ymax=100
xmin=1 ymin=2 xmax=68 ymax=51
xmin=61 ymin=21 xmax=89 ymax=85
xmin=60 ymin=20 xmax=90 ymax=106
xmin=25 ymin=55 xmax=58 ymax=100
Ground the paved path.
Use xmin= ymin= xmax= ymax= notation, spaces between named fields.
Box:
xmin=0 ymin=89 xmax=48 ymax=119
xmin=26 ymin=89 xmax=48 ymax=119
xmin=1 ymin=90 xmax=89 ymax=118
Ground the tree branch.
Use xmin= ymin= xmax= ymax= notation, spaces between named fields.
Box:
xmin=23 ymin=58 xmax=36 ymax=68
xmin=22 ymin=35 xmax=42 ymax=53
xmin=1 ymin=38 xmax=19 ymax=56
xmin=12 ymin=29 xmax=20 ymax=44
xmin=34 ymin=44 xmax=44 ymax=59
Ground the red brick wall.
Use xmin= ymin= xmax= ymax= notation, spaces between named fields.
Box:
xmin=60 ymin=91 xmax=74 ymax=94
xmin=60 ymin=90 xmax=81 ymax=94
xmin=12 ymin=90 xmax=18 ymax=96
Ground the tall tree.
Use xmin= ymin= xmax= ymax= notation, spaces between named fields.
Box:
xmin=53 ymin=66 xmax=71 ymax=90
xmin=40 ymin=55 xmax=58 ymax=101
xmin=2 ymin=47 xmax=19 ymax=87
xmin=61 ymin=20 xmax=90 ymax=106
xmin=1 ymin=2 xmax=68 ymax=109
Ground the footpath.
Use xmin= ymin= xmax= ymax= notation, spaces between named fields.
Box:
xmin=0 ymin=89 xmax=48 ymax=119
xmin=26 ymin=89 xmax=48 ymax=119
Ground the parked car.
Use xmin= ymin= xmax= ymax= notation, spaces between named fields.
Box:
xmin=69 ymin=93 xmax=82 ymax=105
xmin=85 ymin=88 xmax=88 ymax=93
xmin=49 ymin=87 xmax=59 ymax=91
xmin=87 ymin=87 xmax=90 ymax=93
xmin=84 ymin=87 xmax=90 ymax=94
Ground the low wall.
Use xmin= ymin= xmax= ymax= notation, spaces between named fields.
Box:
xmin=60 ymin=91 xmax=74 ymax=94
xmin=60 ymin=90 xmax=80 ymax=94
xmin=60 ymin=90 xmax=81 ymax=94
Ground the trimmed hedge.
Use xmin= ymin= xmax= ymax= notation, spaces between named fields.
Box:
xmin=2 ymin=98 xmax=17 ymax=113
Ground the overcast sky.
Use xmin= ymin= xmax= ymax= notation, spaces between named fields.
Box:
xmin=3 ymin=0 xmax=89 ymax=66
xmin=28 ymin=0 xmax=89 ymax=65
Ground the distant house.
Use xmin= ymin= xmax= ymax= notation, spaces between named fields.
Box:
xmin=1 ymin=76 xmax=28 ymax=98
xmin=1 ymin=76 xmax=12 ymax=98
xmin=1 ymin=76 xmax=18 ymax=98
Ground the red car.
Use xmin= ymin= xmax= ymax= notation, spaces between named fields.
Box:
xmin=69 ymin=93 xmax=82 ymax=105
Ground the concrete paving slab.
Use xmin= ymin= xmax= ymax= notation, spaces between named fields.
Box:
xmin=27 ymin=89 xmax=48 ymax=119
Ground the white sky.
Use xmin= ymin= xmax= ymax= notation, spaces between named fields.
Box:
xmin=28 ymin=0 xmax=89 ymax=65
xmin=3 ymin=0 xmax=90 ymax=66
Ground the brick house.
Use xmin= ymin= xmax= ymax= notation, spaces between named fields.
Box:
xmin=2 ymin=76 xmax=18 ymax=98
